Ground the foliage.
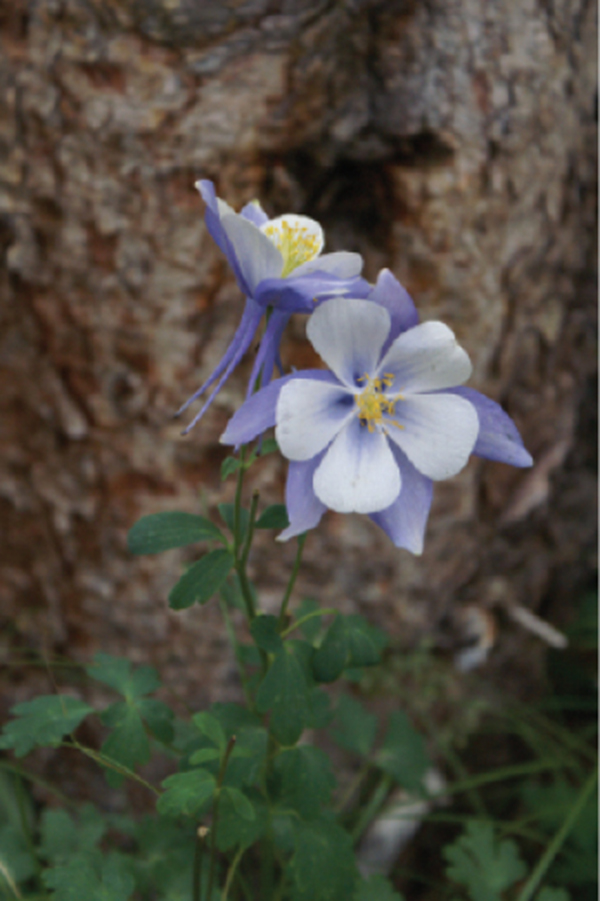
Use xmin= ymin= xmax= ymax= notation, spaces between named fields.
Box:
xmin=0 ymin=453 xmax=595 ymax=901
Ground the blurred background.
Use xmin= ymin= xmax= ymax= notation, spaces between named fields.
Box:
xmin=0 ymin=0 xmax=596 ymax=740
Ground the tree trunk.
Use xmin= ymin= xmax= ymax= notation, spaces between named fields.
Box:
xmin=0 ymin=0 xmax=596 ymax=717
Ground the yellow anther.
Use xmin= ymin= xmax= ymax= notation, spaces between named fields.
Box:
xmin=355 ymin=373 xmax=404 ymax=433
xmin=262 ymin=214 xmax=324 ymax=277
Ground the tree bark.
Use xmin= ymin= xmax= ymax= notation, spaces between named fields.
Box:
xmin=0 ymin=0 xmax=596 ymax=713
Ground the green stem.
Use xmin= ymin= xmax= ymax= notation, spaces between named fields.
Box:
xmin=336 ymin=760 xmax=372 ymax=814
xmin=221 ymin=845 xmax=244 ymax=901
xmin=278 ymin=534 xmax=306 ymax=629
xmin=280 ymin=608 xmax=338 ymax=639
xmin=206 ymin=737 xmax=237 ymax=901
xmin=65 ymin=741 xmax=160 ymax=796
xmin=516 ymin=768 xmax=598 ymax=901
xmin=0 ymin=761 xmax=75 ymax=807
xmin=232 ymin=448 xmax=258 ymax=623
xmin=351 ymin=773 xmax=393 ymax=843
xmin=193 ymin=826 xmax=208 ymax=901
xmin=240 ymin=491 xmax=259 ymax=573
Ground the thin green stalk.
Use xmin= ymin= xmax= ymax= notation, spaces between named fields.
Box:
xmin=336 ymin=760 xmax=373 ymax=814
xmin=193 ymin=826 xmax=208 ymax=901
xmin=278 ymin=534 xmax=306 ymax=629
xmin=14 ymin=777 xmax=42 ymax=881
xmin=206 ymin=737 xmax=237 ymax=901
xmin=221 ymin=845 xmax=244 ymax=901
xmin=240 ymin=490 xmax=260 ymax=572
xmin=516 ymin=768 xmax=598 ymax=901
xmin=280 ymin=607 xmax=338 ymax=639
xmin=0 ymin=858 xmax=21 ymax=899
xmin=65 ymin=741 xmax=160 ymax=796
xmin=351 ymin=773 xmax=393 ymax=843
xmin=0 ymin=762 xmax=75 ymax=807
xmin=232 ymin=448 xmax=257 ymax=623
xmin=434 ymin=759 xmax=564 ymax=802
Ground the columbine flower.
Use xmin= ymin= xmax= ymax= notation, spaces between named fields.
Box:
xmin=178 ymin=180 xmax=368 ymax=432
xmin=221 ymin=270 xmax=533 ymax=553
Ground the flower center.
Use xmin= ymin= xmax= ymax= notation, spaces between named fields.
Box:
xmin=355 ymin=373 xmax=403 ymax=433
xmin=262 ymin=214 xmax=324 ymax=277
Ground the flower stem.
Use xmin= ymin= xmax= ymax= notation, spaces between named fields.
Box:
xmin=232 ymin=448 xmax=257 ymax=622
xmin=515 ymin=767 xmax=598 ymax=901
xmin=278 ymin=534 xmax=306 ymax=629
xmin=221 ymin=845 xmax=244 ymax=901
xmin=192 ymin=826 xmax=208 ymax=901
xmin=206 ymin=736 xmax=237 ymax=901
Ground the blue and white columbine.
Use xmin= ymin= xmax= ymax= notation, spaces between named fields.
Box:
xmin=221 ymin=271 xmax=533 ymax=553
xmin=178 ymin=180 xmax=368 ymax=432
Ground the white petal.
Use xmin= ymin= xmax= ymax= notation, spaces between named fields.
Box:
xmin=276 ymin=379 xmax=354 ymax=462
xmin=378 ymin=321 xmax=472 ymax=393
xmin=307 ymin=297 xmax=390 ymax=388
xmin=220 ymin=211 xmax=283 ymax=291
xmin=313 ymin=418 xmax=401 ymax=514
xmin=293 ymin=251 xmax=363 ymax=279
xmin=386 ymin=393 xmax=479 ymax=480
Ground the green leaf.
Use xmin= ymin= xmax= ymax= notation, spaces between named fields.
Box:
xmin=274 ymin=746 xmax=336 ymax=819
xmin=0 ymin=824 xmax=37 ymax=884
xmin=192 ymin=712 xmax=227 ymax=752
xmin=255 ymin=504 xmax=290 ymax=530
xmin=216 ymin=790 xmax=268 ymax=852
xmin=444 ymin=821 xmax=527 ymax=901
xmin=312 ymin=616 xmax=348 ymax=682
xmin=169 ymin=549 xmax=234 ymax=610
xmin=220 ymin=572 xmax=246 ymax=611
xmin=256 ymin=645 xmax=310 ymax=745
xmin=354 ymin=874 xmax=405 ymax=901
xmin=251 ymin=615 xmax=283 ymax=653
xmin=312 ymin=615 xmax=386 ymax=683
xmin=344 ymin=615 xmax=387 ymax=667
xmin=137 ymin=698 xmax=175 ymax=744
xmin=127 ymin=511 xmax=223 ymax=554
xmin=87 ymin=654 xmax=160 ymax=699
xmin=223 ymin=786 xmax=256 ymax=821
xmin=306 ymin=687 xmax=333 ymax=730
xmin=0 ymin=696 xmax=93 ymax=757
xmin=221 ymin=455 xmax=242 ymax=480
xmin=332 ymin=695 xmax=377 ymax=757
xmin=100 ymin=703 xmax=150 ymax=778
xmin=290 ymin=818 xmax=357 ymax=901
xmin=40 ymin=805 xmax=107 ymax=863
xmin=377 ymin=711 xmax=430 ymax=793
xmin=218 ymin=503 xmax=250 ymax=539
xmin=258 ymin=437 xmax=279 ymax=455
xmin=295 ymin=598 xmax=322 ymax=642
xmin=189 ymin=747 xmax=221 ymax=765
xmin=43 ymin=850 xmax=135 ymax=901
xmin=157 ymin=769 xmax=216 ymax=818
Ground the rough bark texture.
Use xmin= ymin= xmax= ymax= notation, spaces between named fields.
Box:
xmin=0 ymin=0 xmax=597 ymax=719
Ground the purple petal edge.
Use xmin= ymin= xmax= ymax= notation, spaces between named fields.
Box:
xmin=278 ymin=452 xmax=328 ymax=541
xmin=450 ymin=387 xmax=533 ymax=467
xmin=220 ymin=370 xmax=340 ymax=446
xmin=369 ymin=444 xmax=433 ymax=554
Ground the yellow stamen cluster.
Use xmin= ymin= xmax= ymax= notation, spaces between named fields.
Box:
xmin=356 ymin=373 xmax=404 ymax=433
xmin=263 ymin=219 xmax=322 ymax=277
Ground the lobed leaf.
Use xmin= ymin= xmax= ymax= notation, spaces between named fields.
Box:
xmin=255 ymin=504 xmax=290 ymax=530
xmin=0 ymin=696 xmax=93 ymax=757
xmin=331 ymin=694 xmax=377 ymax=757
xmin=157 ymin=769 xmax=216 ymax=819
xmin=273 ymin=745 xmax=336 ymax=819
xmin=289 ymin=818 xmax=357 ymax=901
xmin=168 ymin=548 xmax=234 ymax=610
xmin=256 ymin=645 xmax=311 ymax=745
xmin=127 ymin=511 xmax=223 ymax=555
xmin=354 ymin=874 xmax=405 ymax=901
xmin=444 ymin=821 xmax=527 ymax=901
xmin=377 ymin=710 xmax=430 ymax=794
